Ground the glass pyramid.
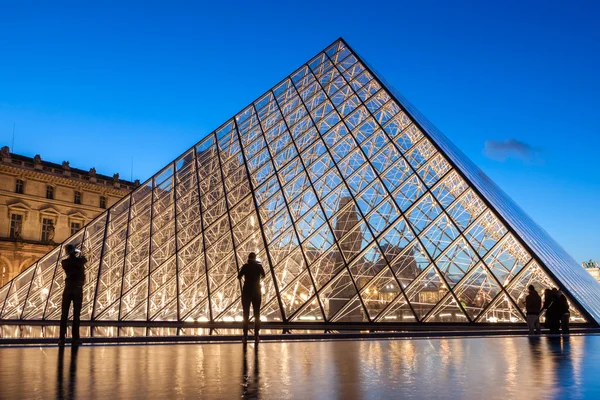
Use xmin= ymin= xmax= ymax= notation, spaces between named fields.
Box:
xmin=2 ymin=38 xmax=599 ymax=328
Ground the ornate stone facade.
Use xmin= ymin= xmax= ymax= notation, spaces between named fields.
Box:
xmin=583 ymin=260 xmax=600 ymax=283
xmin=0 ymin=146 xmax=136 ymax=286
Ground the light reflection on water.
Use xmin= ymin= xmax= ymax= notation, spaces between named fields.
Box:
xmin=1 ymin=336 xmax=600 ymax=399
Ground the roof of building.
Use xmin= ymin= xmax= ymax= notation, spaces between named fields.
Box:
xmin=1 ymin=146 xmax=138 ymax=190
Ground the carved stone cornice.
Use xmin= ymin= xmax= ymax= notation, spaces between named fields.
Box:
xmin=0 ymin=163 xmax=132 ymax=197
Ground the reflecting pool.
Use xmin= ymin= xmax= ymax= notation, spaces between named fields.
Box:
xmin=1 ymin=335 xmax=600 ymax=399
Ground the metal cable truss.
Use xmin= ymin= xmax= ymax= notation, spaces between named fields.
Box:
xmin=0 ymin=38 xmax=598 ymax=333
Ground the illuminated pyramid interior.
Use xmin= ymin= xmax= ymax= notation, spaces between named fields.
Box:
xmin=2 ymin=38 xmax=599 ymax=328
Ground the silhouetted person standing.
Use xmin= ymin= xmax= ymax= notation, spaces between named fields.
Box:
xmin=238 ymin=252 xmax=265 ymax=343
xmin=543 ymin=288 xmax=560 ymax=334
xmin=558 ymin=292 xmax=570 ymax=334
xmin=59 ymin=244 xmax=86 ymax=346
xmin=525 ymin=285 xmax=542 ymax=335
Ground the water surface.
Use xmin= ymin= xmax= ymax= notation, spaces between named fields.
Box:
xmin=1 ymin=335 xmax=599 ymax=399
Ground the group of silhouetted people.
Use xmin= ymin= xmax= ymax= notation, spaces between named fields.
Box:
xmin=56 ymin=247 xmax=572 ymax=345
xmin=525 ymin=285 xmax=570 ymax=335
xmin=57 ymin=247 xmax=267 ymax=345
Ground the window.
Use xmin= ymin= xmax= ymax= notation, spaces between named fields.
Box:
xmin=100 ymin=195 xmax=107 ymax=209
xmin=46 ymin=185 xmax=54 ymax=199
xmin=15 ymin=179 xmax=24 ymax=194
xmin=41 ymin=218 xmax=55 ymax=242
xmin=70 ymin=221 xmax=82 ymax=235
xmin=10 ymin=214 xmax=23 ymax=239
xmin=74 ymin=191 xmax=81 ymax=204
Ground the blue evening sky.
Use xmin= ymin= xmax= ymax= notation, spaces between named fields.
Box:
xmin=1 ymin=1 xmax=598 ymax=263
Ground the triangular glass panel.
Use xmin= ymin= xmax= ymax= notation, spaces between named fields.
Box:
xmin=377 ymin=295 xmax=416 ymax=323
xmin=291 ymin=295 xmax=325 ymax=322
xmin=425 ymin=293 xmax=469 ymax=323
xmin=477 ymin=293 xmax=524 ymax=323
xmin=446 ymin=189 xmax=486 ymax=230
xmin=347 ymin=244 xmax=387 ymax=291
xmin=358 ymin=268 xmax=400 ymax=320
xmin=452 ymin=264 xmax=502 ymax=321
xmin=22 ymin=244 xmax=67 ymax=319
xmin=404 ymin=266 xmax=448 ymax=321
xmin=464 ymin=210 xmax=507 ymax=257
xmin=278 ymin=271 xmax=315 ymax=319
xmin=1 ymin=266 xmax=36 ymax=319
xmin=97 ymin=301 xmax=120 ymax=321
xmin=178 ymin=273 xmax=208 ymax=320
xmin=419 ymin=215 xmax=460 ymax=259
xmin=389 ymin=241 xmax=431 ymax=289
xmin=182 ymin=298 xmax=211 ymax=323
xmin=331 ymin=293 xmax=367 ymax=322
xmin=122 ymin=300 xmax=148 ymax=321
xmin=377 ymin=217 xmax=415 ymax=260
xmin=406 ymin=193 xmax=442 ymax=233
xmin=307 ymin=248 xmax=344 ymax=291
xmin=272 ymin=248 xmax=308 ymax=294
xmin=431 ymin=170 xmax=468 ymax=208
xmin=120 ymin=279 xmax=149 ymax=320
xmin=153 ymin=299 xmax=178 ymax=322
xmin=434 ymin=237 xmax=478 ymax=287
xmin=392 ymin=175 xmax=426 ymax=213
xmin=149 ymin=277 xmax=177 ymax=320
xmin=321 ymin=269 xmax=363 ymax=321
xmin=417 ymin=153 xmax=451 ymax=188
xmin=484 ymin=234 xmax=531 ymax=286
xmin=0 ymin=285 xmax=10 ymax=316
xmin=258 ymin=299 xmax=284 ymax=323
xmin=210 ymin=278 xmax=241 ymax=319
xmin=215 ymin=295 xmax=244 ymax=323
xmin=268 ymin=229 xmax=299 ymax=266
xmin=207 ymin=252 xmax=238 ymax=289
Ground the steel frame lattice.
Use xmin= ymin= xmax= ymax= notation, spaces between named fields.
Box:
xmin=1 ymin=38 xmax=599 ymax=330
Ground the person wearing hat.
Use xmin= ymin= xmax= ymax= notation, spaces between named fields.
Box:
xmin=58 ymin=244 xmax=87 ymax=346
xmin=238 ymin=252 xmax=266 ymax=343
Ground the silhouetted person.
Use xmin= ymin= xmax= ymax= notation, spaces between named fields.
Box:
xmin=543 ymin=288 xmax=560 ymax=334
xmin=59 ymin=244 xmax=86 ymax=346
xmin=238 ymin=252 xmax=265 ymax=343
xmin=558 ymin=292 xmax=570 ymax=334
xmin=525 ymin=285 xmax=542 ymax=335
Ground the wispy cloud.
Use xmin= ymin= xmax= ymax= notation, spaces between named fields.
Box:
xmin=484 ymin=138 xmax=542 ymax=163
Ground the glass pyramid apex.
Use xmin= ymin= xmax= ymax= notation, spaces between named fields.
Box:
xmin=2 ymin=38 xmax=599 ymax=328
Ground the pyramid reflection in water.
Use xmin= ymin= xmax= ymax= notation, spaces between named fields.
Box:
xmin=2 ymin=38 xmax=599 ymax=328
